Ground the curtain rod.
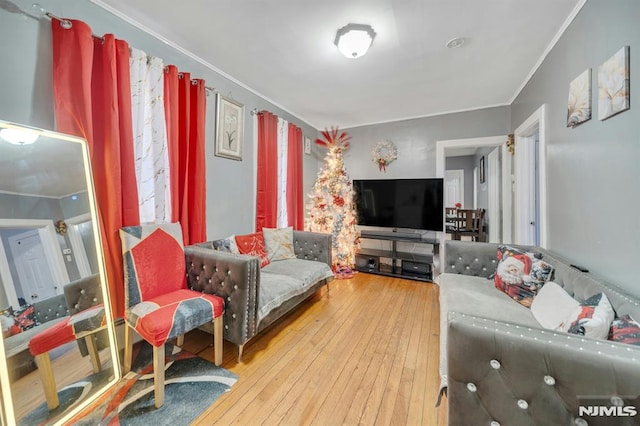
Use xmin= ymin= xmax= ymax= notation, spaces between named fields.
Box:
xmin=40 ymin=6 xmax=216 ymax=95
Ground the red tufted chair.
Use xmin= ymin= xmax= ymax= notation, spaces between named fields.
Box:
xmin=119 ymin=223 xmax=224 ymax=408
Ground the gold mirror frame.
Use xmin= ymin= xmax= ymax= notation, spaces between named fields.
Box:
xmin=0 ymin=120 xmax=120 ymax=425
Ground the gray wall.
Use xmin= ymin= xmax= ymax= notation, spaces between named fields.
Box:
xmin=445 ymin=155 xmax=474 ymax=208
xmin=343 ymin=106 xmax=511 ymax=180
xmin=511 ymin=0 xmax=639 ymax=294
xmin=0 ymin=1 xmax=320 ymax=240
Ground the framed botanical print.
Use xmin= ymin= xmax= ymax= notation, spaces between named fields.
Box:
xmin=215 ymin=94 xmax=244 ymax=160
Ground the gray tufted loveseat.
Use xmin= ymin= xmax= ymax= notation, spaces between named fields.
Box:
xmin=438 ymin=240 xmax=640 ymax=425
xmin=185 ymin=230 xmax=333 ymax=362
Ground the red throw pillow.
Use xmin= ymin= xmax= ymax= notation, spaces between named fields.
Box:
xmin=235 ymin=232 xmax=270 ymax=268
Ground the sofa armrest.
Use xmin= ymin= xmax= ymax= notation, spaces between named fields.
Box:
xmin=184 ymin=246 xmax=260 ymax=347
xmin=292 ymin=230 xmax=332 ymax=267
xmin=446 ymin=312 xmax=640 ymax=425
xmin=33 ymin=294 xmax=68 ymax=324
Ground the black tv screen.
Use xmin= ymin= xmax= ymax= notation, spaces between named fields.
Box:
xmin=353 ymin=178 xmax=443 ymax=231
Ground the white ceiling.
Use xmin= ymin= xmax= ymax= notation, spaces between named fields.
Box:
xmin=93 ymin=0 xmax=583 ymax=130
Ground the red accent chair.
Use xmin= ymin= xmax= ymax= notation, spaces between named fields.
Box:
xmin=119 ymin=223 xmax=224 ymax=408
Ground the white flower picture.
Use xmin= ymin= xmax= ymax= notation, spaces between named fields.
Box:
xmin=598 ymin=46 xmax=630 ymax=121
xmin=567 ymin=68 xmax=592 ymax=128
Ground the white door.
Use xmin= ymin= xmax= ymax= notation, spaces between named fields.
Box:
xmin=487 ymin=148 xmax=502 ymax=243
xmin=8 ymin=230 xmax=58 ymax=303
xmin=444 ymin=170 xmax=464 ymax=207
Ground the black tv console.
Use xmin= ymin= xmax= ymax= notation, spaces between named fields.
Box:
xmin=355 ymin=230 xmax=439 ymax=282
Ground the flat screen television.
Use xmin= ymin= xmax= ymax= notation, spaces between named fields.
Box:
xmin=353 ymin=178 xmax=443 ymax=231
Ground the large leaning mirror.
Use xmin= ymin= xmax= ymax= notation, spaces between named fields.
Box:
xmin=0 ymin=120 xmax=120 ymax=425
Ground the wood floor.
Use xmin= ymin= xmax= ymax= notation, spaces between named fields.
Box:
xmin=7 ymin=273 xmax=447 ymax=425
xmin=189 ymin=272 xmax=447 ymax=426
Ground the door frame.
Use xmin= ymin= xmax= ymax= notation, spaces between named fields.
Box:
xmin=436 ymin=135 xmax=511 ymax=242
xmin=0 ymin=219 xmax=70 ymax=308
xmin=66 ymin=213 xmax=92 ymax=278
xmin=513 ymin=104 xmax=548 ymax=248
xmin=487 ymin=147 xmax=501 ymax=243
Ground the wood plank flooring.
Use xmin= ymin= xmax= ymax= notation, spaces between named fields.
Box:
xmin=191 ymin=272 xmax=447 ymax=426
xmin=6 ymin=273 xmax=447 ymax=425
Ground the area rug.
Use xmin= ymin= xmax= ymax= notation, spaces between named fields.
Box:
xmin=22 ymin=342 xmax=237 ymax=426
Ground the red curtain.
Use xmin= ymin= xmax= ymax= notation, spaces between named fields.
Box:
xmin=52 ymin=19 xmax=140 ymax=318
xmin=164 ymin=71 xmax=207 ymax=244
xmin=255 ymin=112 xmax=279 ymax=230
xmin=287 ymin=124 xmax=304 ymax=230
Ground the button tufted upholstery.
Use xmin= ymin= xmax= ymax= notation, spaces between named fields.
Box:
xmin=191 ymin=230 xmax=333 ymax=361
xmin=440 ymin=240 xmax=640 ymax=425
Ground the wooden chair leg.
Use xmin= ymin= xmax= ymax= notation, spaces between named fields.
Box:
xmin=176 ymin=334 xmax=185 ymax=347
xmin=35 ymin=353 xmax=59 ymax=410
xmin=153 ymin=344 xmax=165 ymax=408
xmin=123 ymin=324 xmax=133 ymax=374
xmin=84 ymin=334 xmax=102 ymax=373
xmin=213 ymin=316 xmax=223 ymax=366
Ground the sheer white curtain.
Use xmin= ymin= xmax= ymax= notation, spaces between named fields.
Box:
xmin=276 ymin=117 xmax=289 ymax=228
xmin=129 ymin=48 xmax=171 ymax=224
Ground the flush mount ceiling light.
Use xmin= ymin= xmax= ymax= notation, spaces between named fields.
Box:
xmin=446 ymin=37 xmax=466 ymax=49
xmin=0 ymin=127 xmax=39 ymax=145
xmin=334 ymin=23 xmax=376 ymax=59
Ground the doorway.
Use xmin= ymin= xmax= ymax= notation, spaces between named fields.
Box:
xmin=444 ymin=170 xmax=464 ymax=208
xmin=514 ymin=105 xmax=547 ymax=247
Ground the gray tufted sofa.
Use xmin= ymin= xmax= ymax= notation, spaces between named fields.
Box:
xmin=185 ymin=230 xmax=333 ymax=362
xmin=439 ymin=240 xmax=640 ymax=425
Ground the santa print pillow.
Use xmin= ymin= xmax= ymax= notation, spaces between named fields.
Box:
xmin=559 ymin=292 xmax=615 ymax=339
xmin=609 ymin=314 xmax=640 ymax=346
xmin=493 ymin=245 xmax=554 ymax=308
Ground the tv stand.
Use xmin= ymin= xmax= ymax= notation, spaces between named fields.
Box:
xmin=355 ymin=230 xmax=439 ymax=282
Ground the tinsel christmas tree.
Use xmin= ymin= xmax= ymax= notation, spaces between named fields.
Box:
xmin=305 ymin=127 xmax=359 ymax=272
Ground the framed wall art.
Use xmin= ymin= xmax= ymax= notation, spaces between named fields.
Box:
xmin=215 ymin=94 xmax=244 ymax=160
xmin=598 ymin=46 xmax=630 ymax=121
xmin=566 ymin=68 xmax=592 ymax=128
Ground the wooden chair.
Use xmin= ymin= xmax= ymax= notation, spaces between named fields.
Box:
xmin=455 ymin=208 xmax=485 ymax=242
xmin=119 ymin=223 xmax=224 ymax=408
xmin=445 ymin=207 xmax=459 ymax=239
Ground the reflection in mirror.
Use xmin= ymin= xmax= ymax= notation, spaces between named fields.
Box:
xmin=0 ymin=121 xmax=120 ymax=425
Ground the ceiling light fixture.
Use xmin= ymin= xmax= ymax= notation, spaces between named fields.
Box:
xmin=334 ymin=23 xmax=376 ymax=59
xmin=446 ymin=37 xmax=466 ymax=49
xmin=0 ymin=128 xmax=39 ymax=145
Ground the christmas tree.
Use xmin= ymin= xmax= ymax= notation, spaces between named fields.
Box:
xmin=305 ymin=127 xmax=359 ymax=273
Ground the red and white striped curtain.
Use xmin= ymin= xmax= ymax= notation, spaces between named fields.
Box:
xmin=51 ymin=18 xmax=207 ymax=317
xmin=256 ymin=112 xmax=303 ymax=231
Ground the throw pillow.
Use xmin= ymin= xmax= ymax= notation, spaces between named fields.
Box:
xmin=609 ymin=314 xmax=640 ymax=346
xmin=13 ymin=304 xmax=39 ymax=332
xmin=263 ymin=227 xmax=296 ymax=261
xmin=493 ymin=245 xmax=554 ymax=308
xmin=0 ymin=309 xmax=16 ymax=337
xmin=530 ymin=281 xmax=580 ymax=330
xmin=212 ymin=235 xmax=240 ymax=254
xmin=235 ymin=232 xmax=270 ymax=268
xmin=559 ymin=292 xmax=615 ymax=339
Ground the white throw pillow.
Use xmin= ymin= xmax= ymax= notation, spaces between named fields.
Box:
xmin=531 ymin=281 xmax=580 ymax=330
xmin=263 ymin=227 xmax=296 ymax=261
xmin=559 ymin=292 xmax=615 ymax=339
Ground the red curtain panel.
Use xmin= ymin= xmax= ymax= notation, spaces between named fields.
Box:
xmin=287 ymin=124 xmax=304 ymax=230
xmin=164 ymin=65 xmax=180 ymax=224
xmin=164 ymin=70 xmax=207 ymax=245
xmin=256 ymin=111 xmax=279 ymax=230
xmin=51 ymin=19 xmax=140 ymax=318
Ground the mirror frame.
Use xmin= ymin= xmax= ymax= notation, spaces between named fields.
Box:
xmin=0 ymin=121 xmax=121 ymax=425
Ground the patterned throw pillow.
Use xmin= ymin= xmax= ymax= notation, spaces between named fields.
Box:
xmin=235 ymin=232 xmax=270 ymax=268
xmin=560 ymin=292 xmax=615 ymax=339
xmin=212 ymin=235 xmax=240 ymax=254
xmin=493 ymin=245 xmax=554 ymax=308
xmin=263 ymin=227 xmax=296 ymax=261
xmin=609 ymin=314 xmax=640 ymax=346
